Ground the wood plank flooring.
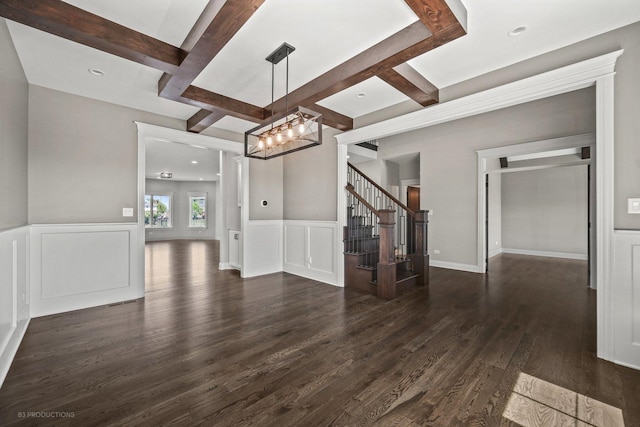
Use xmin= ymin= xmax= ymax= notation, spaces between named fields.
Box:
xmin=1 ymin=239 xmax=639 ymax=426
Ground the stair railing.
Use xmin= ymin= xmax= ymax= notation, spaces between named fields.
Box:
xmin=345 ymin=184 xmax=380 ymax=278
xmin=347 ymin=162 xmax=415 ymax=260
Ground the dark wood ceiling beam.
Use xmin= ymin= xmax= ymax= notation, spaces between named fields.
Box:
xmin=182 ymin=86 xmax=265 ymax=122
xmin=185 ymin=100 xmax=353 ymax=133
xmin=0 ymin=0 xmax=185 ymax=74
xmin=308 ymin=104 xmax=353 ymax=131
xmin=403 ymin=0 xmax=461 ymax=33
xmin=378 ymin=63 xmax=439 ymax=107
xmin=187 ymin=109 xmax=227 ymax=133
xmin=158 ymin=0 xmax=265 ymax=99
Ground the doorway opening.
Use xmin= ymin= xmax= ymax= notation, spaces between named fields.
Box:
xmin=478 ymin=134 xmax=596 ymax=287
xmin=135 ymin=123 xmax=243 ymax=297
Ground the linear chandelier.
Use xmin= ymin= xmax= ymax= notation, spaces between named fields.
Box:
xmin=245 ymin=43 xmax=322 ymax=160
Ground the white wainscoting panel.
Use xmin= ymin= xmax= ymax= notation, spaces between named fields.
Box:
xmin=284 ymin=221 xmax=339 ymax=286
xmin=0 ymin=226 xmax=30 ymax=387
xmin=612 ymin=230 xmax=640 ymax=370
xmin=284 ymin=225 xmax=306 ymax=268
xmin=242 ymin=221 xmax=283 ymax=278
xmin=30 ymin=224 xmax=139 ymax=318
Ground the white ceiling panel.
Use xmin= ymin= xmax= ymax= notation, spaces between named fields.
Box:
xmin=211 ymin=116 xmax=261 ymax=134
xmin=62 ymin=0 xmax=208 ymax=46
xmin=410 ymin=0 xmax=640 ymax=88
xmin=7 ymin=21 xmax=199 ymax=119
xmin=145 ymin=140 xmax=220 ymax=182
xmin=317 ymin=77 xmax=409 ymax=118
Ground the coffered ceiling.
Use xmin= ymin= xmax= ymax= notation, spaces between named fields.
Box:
xmin=3 ymin=0 xmax=640 ymax=136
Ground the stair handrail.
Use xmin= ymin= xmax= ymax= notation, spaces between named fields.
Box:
xmin=346 ymin=183 xmax=380 ymax=217
xmin=347 ymin=162 xmax=415 ymax=218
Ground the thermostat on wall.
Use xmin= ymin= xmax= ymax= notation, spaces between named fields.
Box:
xmin=260 ymin=200 xmax=268 ymax=207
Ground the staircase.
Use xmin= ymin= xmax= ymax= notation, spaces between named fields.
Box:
xmin=344 ymin=163 xmax=429 ymax=300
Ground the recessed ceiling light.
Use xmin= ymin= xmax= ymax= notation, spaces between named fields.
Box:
xmin=346 ymin=155 xmax=350 ymax=159
xmin=508 ymin=26 xmax=527 ymax=37
xmin=191 ymin=160 xmax=198 ymax=164
xmin=88 ymin=68 xmax=104 ymax=76
xmin=216 ymin=173 xmax=221 ymax=176
xmin=199 ymin=178 xmax=203 ymax=181
xmin=356 ymin=93 xmax=367 ymax=98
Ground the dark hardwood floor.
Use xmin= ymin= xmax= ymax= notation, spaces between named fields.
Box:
xmin=1 ymin=240 xmax=639 ymax=426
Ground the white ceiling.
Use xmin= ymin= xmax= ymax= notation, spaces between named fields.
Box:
xmin=145 ymin=140 xmax=220 ymax=182
xmin=6 ymin=0 xmax=640 ymax=134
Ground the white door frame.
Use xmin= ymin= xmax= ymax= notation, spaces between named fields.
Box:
xmin=134 ymin=122 xmax=243 ymax=297
xmin=476 ymin=133 xmax=596 ymax=282
xmin=335 ymin=50 xmax=623 ymax=362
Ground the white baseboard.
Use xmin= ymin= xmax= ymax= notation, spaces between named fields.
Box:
xmin=430 ymin=260 xmax=483 ymax=273
xmin=284 ymin=263 xmax=339 ymax=287
xmin=218 ymin=263 xmax=239 ymax=271
xmin=612 ymin=358 xmax=640 ymax=371
xmin=145 ymin=236 xmax=218 ymax=242
xmin=0 ymin=318 xmax=29 ymax=388
xmin=501 ymin=248 xmax=587 ymax=260
xmin=489 ymin=248 xmax=503 ymax=258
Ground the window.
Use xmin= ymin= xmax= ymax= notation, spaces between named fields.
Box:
xmin=145 ymin=193 xmax=173 ymax=228
xmin=188 ymin=192 xmax=207 ymax=228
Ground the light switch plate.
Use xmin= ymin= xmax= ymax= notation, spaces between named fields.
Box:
xmin=122 ymin=207 xmax=134 ymax=217
xmin=628 ymin=198 xmax=640 ymax=214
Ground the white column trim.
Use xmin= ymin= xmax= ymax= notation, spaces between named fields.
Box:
xmin=596 ymin=74 xmax=616 ymax=361
xmin=336 ymin=144 xmax=348 ymax=287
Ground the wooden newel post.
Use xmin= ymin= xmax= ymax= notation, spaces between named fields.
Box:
xmin=377 ymin=209 xmax=397 ymax=300
xmin=414 ymin=210 xmax=429 ymax=285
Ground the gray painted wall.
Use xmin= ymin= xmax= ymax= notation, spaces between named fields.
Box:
xmin=283 ymin=127 xmax=340 ymax=221
xmin=0 ymin=18 xmax=28 ymax=231
xmin=441 ymin=21 xmax=640 ymax=230
xmin=249 ymin=156 xmax=283 ymax=220
xmin=352 ymin=159 xmax=382 ymax=185
xmin=28 ymin=85 xmax=184 ymax=224
xmin=488 ymin=173 xmax=502 ymax=257
xmin=377 ymin=87 xmax=595 ymax=266
xmin=399 ymin=158 xmax=420 ymax=182
xmin=222 ymin=151 xmax=241 ymax=229
xmin=385 ymin=161 xmax=400 ymax=188
xmin=145 ymin=179 xmax=217 ymax=241
xmin=501 ymin=165 xmax=588 ymax=255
